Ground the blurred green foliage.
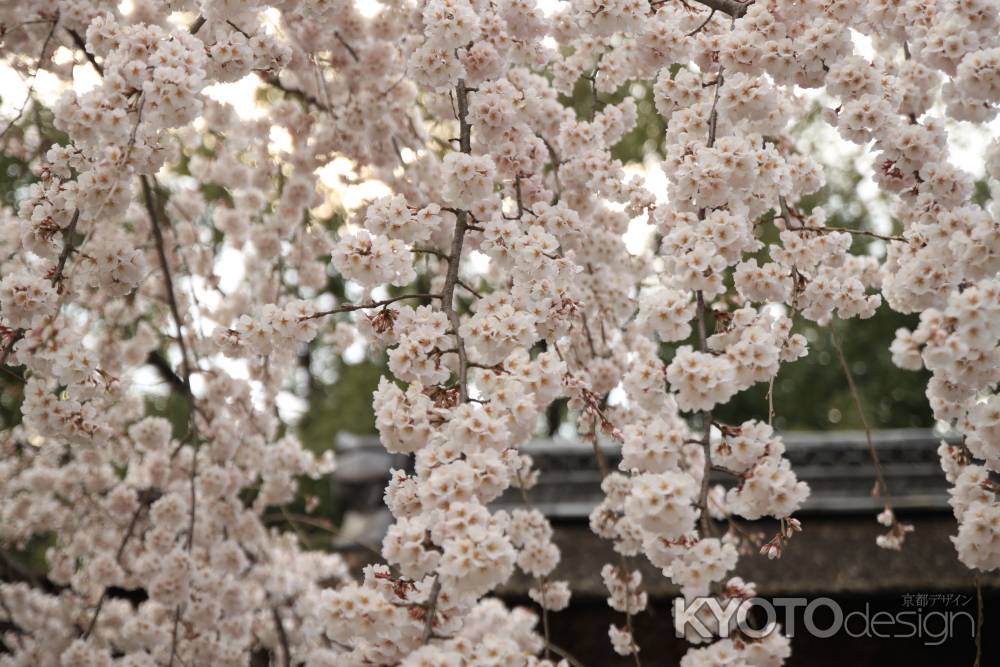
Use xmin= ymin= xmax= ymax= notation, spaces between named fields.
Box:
xmin=299 ymin=358 xmax=384 ymax=442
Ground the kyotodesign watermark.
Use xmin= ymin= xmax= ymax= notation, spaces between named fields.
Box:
xmin=674 ymin=595 xmax=977 ymax=646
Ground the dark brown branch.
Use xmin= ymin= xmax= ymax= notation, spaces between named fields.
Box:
xmin=413 ymin=247 xmax=450 ymax=260
xmin=186 ymin=448 xmax=199 ymax=551
xmin=699 ymin=0 xmax=751 ymax=17
xmin=167 ymin=606 xmax=182 ymax=667
xmin=457 ymin=279 xmax=482 ymax=299
xmin=789 ymin=224 xmax=905 ymax=243
xmin=270 ymin=606 xmax=292 ymax=667
xmin=514 ymin=174 xmax=526 ymax=218
xmin=66 ymin=28 xmax=103 ymax=75
xmin=440 ymin=80 xmax=473 ymax=403
xmin=695 ymin=291 xmax=715 ymax=539
xmin=421 ymin=576 xmax=442 ymax=644
xmin=419 ymin=80 xmax=476 ymax=646
xmin=189 ymin=15 xmax=207 ymax=35
xmin=694 ymin=65 xmax=725 ymax=539
xmin=776 ymin=195 xmax=904 ymax=242
xmin=225 ymin=20 xmax=251 ymax=38
xmin=82 ymin=499 xmax=149 ymax=639
xmin=334 ymin=31 xmax=360 ymax=62
xmin=0 ymin=592 xmax=25 ymax=649
xmin=539 ymin=135 xmax=562 ymax=203
xmin=145 ymin=350 xmax=187 ymax=392
xmin=687 ymin=8 xmax=716 ymax=35
xmin=50 ymin=208 xmax=80 ymax=291
xmin=259 ymin=72 xmax=329 ymax=111
xmin=141 ymin=176 xmax=194 ymax=396
xmin=0 ymin=208 xmax=81 ymax=368
xmin=652 ymin=0 xmax=751 ymax=17
xmin=587 ymin=67 xmax=600 ymax=122
xmin=141 ymin=175 xmax=200 ymax=588
xmin=301 ymin=293 xmax=441 ymax=321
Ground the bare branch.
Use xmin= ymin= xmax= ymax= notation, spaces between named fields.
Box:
xmin=82 ymin=497 xmax=152 ymax=639
xmin=50 ymin=208 xmax=81 ymax=291
xmin=687 ymin=8 xmax=717 ymax=35
xmin=189 ymin=15 xmax=207 ymax=35
xmin=270 ymin=606 xmax=292 ymax=667
xmin=66 ymin=28 xmax=103 ymax=76
xmin=301 ymin=293 xmax=441 ymax=321
xmin=694 ymin=66 xmax=726 ymax=539
xmin=334 ymin=31 xmax=360 ymax=62
xmin=440 ymin=80 xmax=473 ymax=403
xmin=259 ymin=72 xmax=329 ymax=111
xmin=651 ymin=0 xmax=751 ymax=18
xmin=0 ymin=208 xmax=81 ymax=368
xmin=788 ymin=224 xmax=905 ymax=243
xmin=421 ymin=576 xmax=442 ymax=644
xmin=775 ymin=195 xmax=905 ymax=243
xmin=696 ymin=0 xmax=751 ymax=17
xmin=831 ymin=331 xmax=892 ymax=507
xmin=0 ymin=17 xmax=59 ymax=141
xmin=141 ymin=177 xmax=195 ymax=396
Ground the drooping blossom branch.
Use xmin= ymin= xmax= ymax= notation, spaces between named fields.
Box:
xmin=0 ymin=0 xmax=999 ymax=665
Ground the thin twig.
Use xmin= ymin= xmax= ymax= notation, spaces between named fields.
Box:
xmin=141 ymin=176 xmax=194 ymax=395
xmin=66 ymin=28 xmax=103 ymax=75
xmin=412 ymin=247 xmax=450 ymax=260
xmin=167 ymin=606 xmax=182 ymax=667
xmin=789 ymin=224 xmax=905 ymax=243
xmin=545 ymin=641 xmax=589 ymax=667
xmin=695 ymin=292 xmax=715 ymax=539
xmin=457 ymin=279 xmax=482 ymax=299
xmin=0 ymin=17 xmax=59 ymax=141
xmin=334 ymin=31 xmax=360 ymax=62
xmin=143 ymin=175 xmax=201 ymax=666
xmin=50 ymin=208 xmax=81 ymax=290
xmin=270 ymin=605 xmax=292 ymax=667
xmin=776 ymin=195 xmax=905 ymax=242
xmin=0 ymin=588 xmax=25 ymax=649
xmin=687 ymin=8 xmax=716 ymax=35
xmin=82 ymin=499 xmax=149 ymax=639
xmin=301 ymin=293 xmax=440 ymax=321
xmin=0 ymin=209 xmax=81 ymax=368
xmin=831 ymin=331 xmax=891 ymax=506
xmin=539 ymin=135 xmax=562 ymax=203
xmin=259 ymin=72 xmax=329 ymax=111
xmin=588 ymin=66 xmax=601 ymax=122
xmin=421 ymin=576 xmax=442 ymax=644
xmin=585 ymin=417 xmax=642 ymax=666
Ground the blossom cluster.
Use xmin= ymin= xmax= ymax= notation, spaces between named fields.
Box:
xmin=1 ymin=0 xmax=999 ymax=664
